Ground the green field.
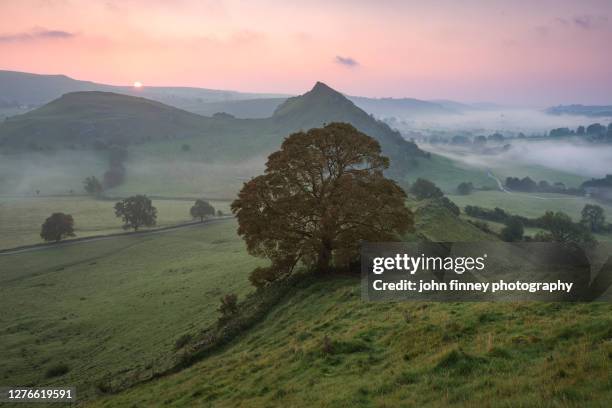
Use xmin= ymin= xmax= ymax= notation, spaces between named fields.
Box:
xmin=91 ymin=276 xmax=612 ymax=407
xmin=0 ymin=219 xmax=264 ymax=397
xmin=0 ymin=196 xmax=231 ymax=250
xmin=2 ymin=198 xmax=611 ymax=407
xmin=449 ymin=190 xmax=612 ymax=220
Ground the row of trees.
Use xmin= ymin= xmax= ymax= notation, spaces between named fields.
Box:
xmin=505 ymin=176 xmax=582 ymax=195
xmin=465 ymin=203 xmax=608 ymax=244
xmin=40 ymin=196 xmax=218 ymax=242
xmin=549 ymin=122 xmax=612 ymax=141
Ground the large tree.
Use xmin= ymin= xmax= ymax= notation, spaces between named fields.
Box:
xmin=581 ymin=204 xmax=606 ymax=232
xmin=190 ymin=199 xmax=215 ymax=222
xmin=231 ymin=123 xmax=413 ymax=278
xmin=114 ymin=195 xmax=157 ymax=231
xmin=41 ymin=213 xmax=75 ymax=242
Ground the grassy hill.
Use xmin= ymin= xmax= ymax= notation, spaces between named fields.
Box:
xmin=91 ymin=281 xmax=612 ymax=407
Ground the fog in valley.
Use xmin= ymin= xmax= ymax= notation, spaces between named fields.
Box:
xmin=424 ymin=139 xmax=612 ymax=180
xmin=387 ymin=107 xmax=611 ymax=135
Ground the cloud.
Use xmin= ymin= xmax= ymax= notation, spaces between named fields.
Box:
xmin=554 ymin=15 xmax=608 ymax=30
xmin=572 ymin=14 xmax=608 ymax=30
xmin=0 ymin=28 xmax=76 ymax=43
xmin=335 ymin=55 xmax=358 ymax=67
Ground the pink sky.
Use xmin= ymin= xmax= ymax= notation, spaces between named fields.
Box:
xmin=1 ymin=0 xmax=611 ymax=105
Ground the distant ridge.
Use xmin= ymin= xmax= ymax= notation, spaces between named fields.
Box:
xmin=0 ymin=70 xmax=289 ymax=110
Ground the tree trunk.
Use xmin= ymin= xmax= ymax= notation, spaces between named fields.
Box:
xmin=316 ymin=239 xmax=333 ymax=274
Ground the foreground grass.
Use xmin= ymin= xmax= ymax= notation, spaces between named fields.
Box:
xmin=92 ymin=277 xmax=612 ymax=407
xmin=0 ymin=219 xmax=263 ymax=397
xmin=0 ymin=196 xmax=231 ymax=249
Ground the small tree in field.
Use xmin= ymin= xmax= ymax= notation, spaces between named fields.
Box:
xmin=190 ymin=199 xmax=215 ymax=222
xmin=581 ymin=204 xmax=605 ymax=232
xmin=114 ymin=195 xmax=157 ymax=231
xmin=457 ymin=182 xmax=474 ymax=195
xmin=232 ymin=122 xmax=413 ymax=279
xmin=83 ymin=176 xmax=103 ymax=196
xmin=41 ymin=213 xmax=75 ymax=242
xmin=410 ymin=178 xmax=444 ymax=200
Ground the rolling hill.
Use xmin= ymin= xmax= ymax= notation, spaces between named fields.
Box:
xmin=0 ymin=82 xmax=428 ymax=179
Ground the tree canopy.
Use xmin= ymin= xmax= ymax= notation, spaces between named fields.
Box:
xmin=410 ymin=178 xmax=444 ymax=200
xmin=535 ymin=211 xmax=594 ymax=245
xmin=40 ymin=212 xmax=75 ymax=242
xmin=581 ymin=204 xmax=606 ymax=232
xmin=83 ymin=176 xmax=103 ymax=196
xmin=457 ymin=182 xmax=474 ymax=195
xmin=114 ymin=195 xmax=157 ymax=231
xmin=500 ymin=216 xmax=524 ymax=242
xmin=231 ymin=122 xmax=413 ymax=282
xmin=190 ymin=199 xmax=215 ymax=221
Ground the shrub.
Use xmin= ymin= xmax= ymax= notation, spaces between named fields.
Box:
xmin=249 ymin=266 xmax=281 ymax=288
xmin=174 ymin=333 xmax=192 ymax=350
xmin=217 ymin=294 xmax=238 ymax=324
xmin=45 ymin=363 xmax=70 ymax=378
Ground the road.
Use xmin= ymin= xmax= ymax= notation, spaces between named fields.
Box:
xmin=0 ymin=216 xmax=233 ymax=256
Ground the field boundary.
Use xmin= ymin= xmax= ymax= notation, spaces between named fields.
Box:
xmin=0 ymin=216 xmax=234 ymax=256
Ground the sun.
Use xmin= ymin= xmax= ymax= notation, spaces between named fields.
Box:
xmin=133 ymin=81 xmax=143 ymax=88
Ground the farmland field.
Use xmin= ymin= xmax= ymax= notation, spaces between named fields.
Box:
xmin=0 ymin=195 xmax=231 ymax=250
xmin=449 ymin=190 xmax=612 ymax=220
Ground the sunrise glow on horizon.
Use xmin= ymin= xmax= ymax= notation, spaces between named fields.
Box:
xmin=1 ymin=0 xmax=611 ymax=105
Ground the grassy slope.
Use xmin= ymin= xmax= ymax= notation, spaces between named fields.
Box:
xmin=402 ymin=154 xmax=497 ymax=193
xmin=0 ymin=220 xmax=264 ymax=397
xmin=89 ymin=205 xmax=611 ymax=407
xmin=92 ymin=285 xmax=612 ymax=407
xmin=407 ymin=198 xmax=496 ymax=242
xmin=87 ymin=207 xmax=599 ymax=407
xmin=0 ymin=196 xmax=231 ymax=250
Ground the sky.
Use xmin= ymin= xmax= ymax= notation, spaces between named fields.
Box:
xmin=1 ymin=0 xmax=611 ymax=105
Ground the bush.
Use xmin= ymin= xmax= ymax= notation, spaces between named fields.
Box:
xmin=249 ymin=266 xmax=281 ymax=288
xmin=457 ymin=182 xmax=474 ymax=195
xmin=410 ymin=178 xmax=443 ymax=200
xmin=217 ymin=294 xmax=238 ymax=324
xmin=500 ymin=216 xmax=524 ymax=242
xmin=45 ymin=363 xmax=70 ymax=378
xmin=174 ymin=333 xmax=192 ymax=350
